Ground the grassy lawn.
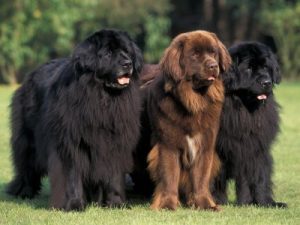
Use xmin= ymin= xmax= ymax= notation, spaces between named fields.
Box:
xmin=0 ymin=83 xmax=299 ymax=225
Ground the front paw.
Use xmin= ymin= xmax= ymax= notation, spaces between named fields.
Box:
xmin=212 ymin=192 xmax=228 ymax=205
xmin=106 ymin=195 xmax=126 ymax=208
xmin=272 ymin=202 xmax=288 ymax=208
xmin=151 ymin=194 xmax=180 ymax=210
xmin=151 ymin=195 xmax=180 ymax=210
xmin=257 ymin=201 xmax=288 ymax=208
xmin=188 ymin=195 xmax=221 ymax=211
xmin=65 ymin=198 xmax=85 ymax=211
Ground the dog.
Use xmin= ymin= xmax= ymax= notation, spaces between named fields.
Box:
xmin=7 ymin=29 xmax=143 ymax=211
xmin=132 ymin=30 xmax=231 ymax=210
xmin=212 ymin=41 xmax=287 ymax=208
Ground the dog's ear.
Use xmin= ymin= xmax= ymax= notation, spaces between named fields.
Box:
xmin=257 ymin=42 xmax=282 ymax=84
xmin=264 ymin=46 xmax=281 ymax=84
xmin=160 ymin=34 xmax=186 ymax=82
xmin=119 ymin=30 xmax=144 ymax=76
xmin=271 ymin=55 xmax=281 ymax=84
xmin=221 ymin=61 xmax=237 ymax=91
xmin=72 ymin=34 xmax=100 ymax=75
xmin=210 ymin=33 xmax=232 ymax=73
xmin=131 ymin=41 xmax=143 ymax=75
xmin=217 ymin=39 xmax=232 ymax=73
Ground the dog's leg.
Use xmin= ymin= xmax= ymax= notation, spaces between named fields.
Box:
xmin=49 ymin=151 xmax=85 ymax=211
xmin=65 ymin=167 xmax=85 ymax=211
xmin=188 ymin=150 xmax=220 ymax=211
xmin=49 ymin=151 xmax=66 ymax=210
xmin=7 ymin=90 xmax=42 ymax=199
xmin=149 ymin=145 xmax=180 ymax=210
xmin=6 ymin=134 xmax=42 ymax=199
xmin=84 ymin=182 xmax=104 ymax=206
xmin=104 ymin=172 xmax=126 ymax=208
xmin=235 ymin=172 xmax=253 ymax=205
xmin=252 ymin=154 xmax=287 ymax=208
xmin=96 ymin=185 xmax=104 ymax=206
xmin=211 ymin=166 xmax=228 ymax=205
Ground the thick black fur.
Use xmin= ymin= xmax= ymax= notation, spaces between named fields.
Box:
xmin=212 ymin=42 xmax=287 ymax=208
xmin=6 ymin=29 xmax=143 ymax=211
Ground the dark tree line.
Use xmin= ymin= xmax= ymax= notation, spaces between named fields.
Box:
xmin=170 ymin=0 xmax=264 ymax=45
xmin=169 ymin=0 xmax=300 ymax=79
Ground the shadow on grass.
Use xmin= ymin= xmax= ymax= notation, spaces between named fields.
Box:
xmin=2 ymin=180 xmax=284 ymax=211
xmin=0 ymin=180 xmax=49 ymax=210
xmin=126 ymin=190 xmax=152 ymax=208
xmin=0 ymin=180 xmax=151 ymax=211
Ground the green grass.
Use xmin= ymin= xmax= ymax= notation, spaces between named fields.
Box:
xmin=0 ymin=83 xmax=299 ymax=225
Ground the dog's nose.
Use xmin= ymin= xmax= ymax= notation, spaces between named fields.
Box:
xmin=206 ymin=62 xmax=218 ymax=70
xmin=122 ymin=60 xmax=132 ymax=68
xmin=261 ymin=79 xmax=272 ymax=87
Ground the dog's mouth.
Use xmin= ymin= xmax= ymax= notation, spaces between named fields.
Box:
xmin=250 ymin=90 xmax=271 ymax=102
xmin=105 ymin=70 xmax=133 ymax=90
xmin=116 ymin=74 xmax=131 ymax=86
xmin=257 ymin=94 xmax=268 ymax=100
xmin=207 ymin=73 xmax=218 ymax=81
xmin=190 ymin=73 xmax=218 ymax=90
xmin=254 ymin=86 xmax=272 ymax=101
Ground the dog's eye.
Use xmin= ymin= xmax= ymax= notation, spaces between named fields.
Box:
xmin=263 ymin=65 xmax=269 ymax=70
xmin=192 ymin=51 xmax=200 ymax=57
xmin=208 ymin=48 xmax=217 ymax=54
xmin=97 ymin=49 xmax=112 ymax=58
xmin=104 ymin=50 xmax=112 ymax=58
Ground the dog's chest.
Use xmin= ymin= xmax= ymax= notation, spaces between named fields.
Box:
xmin=184 ymin=133 xmax=202 ymax=166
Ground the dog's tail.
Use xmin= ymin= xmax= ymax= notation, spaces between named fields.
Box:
xmin=147 ymin=144 xmax=160 ymax=182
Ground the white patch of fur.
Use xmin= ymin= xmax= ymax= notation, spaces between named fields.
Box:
xmin=186 ymin=135 xmax=198 ymax=163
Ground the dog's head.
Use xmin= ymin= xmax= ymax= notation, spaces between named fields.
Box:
xmin=160 ymin=30 xmax=231 ymax=91
xmin=224 ymin=42 xmax=281 ymax=101
xmin=72 ymin=29 xmax=143 ymax=90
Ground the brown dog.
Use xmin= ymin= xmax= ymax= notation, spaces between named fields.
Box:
xmin=133 ymin=30 xmax=231 ymax=210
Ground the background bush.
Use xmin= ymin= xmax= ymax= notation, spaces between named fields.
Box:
xmin=261 ymin=0 xmax=300 ymax=80
xmin=0 ymin=0 xmax=171 ymax=83
xmin=0 ymin=0 xmax=299 ymax=83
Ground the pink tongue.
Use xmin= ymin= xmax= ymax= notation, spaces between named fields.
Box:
xmin=117 ymin=76 xmax=130 ymax=85
xmin=208 ymin=76 xmax=215 ymax=81
xmin=257 ymin=94 xmax=267 ymax=100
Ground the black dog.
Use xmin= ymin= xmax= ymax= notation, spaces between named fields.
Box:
xmin=212 ymin=42 xmax=287 ymax=208
xmin=7 ymin=29 xmax=143 ymax=211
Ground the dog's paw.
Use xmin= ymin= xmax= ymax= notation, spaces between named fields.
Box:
xmin=65 ymin=198 xmax=85 ymax=211
xmin=151 ymin=194 xmax=179 ymax=211
xmin=106 ymin=195 xmax=126 ymax=208
xmin=188 ymin=195 xmax=220 ymax=211
xmin=6 ymin=178 xmax=39 ymax=199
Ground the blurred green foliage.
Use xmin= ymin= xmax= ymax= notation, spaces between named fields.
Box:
xmin=0 ymin=0 xmax=171 ymax=83
xmin=144 ymin=15 xmax=170 ymax=62
xmin=261 ymin=0 xmax=300 ymax=80
xmin=0 ymin=1 xmax=81 ymax=83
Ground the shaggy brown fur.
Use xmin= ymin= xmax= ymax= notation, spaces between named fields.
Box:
xmin=133 ymin=30 xmax=231 ymax=211
xmin=140 ymin=64 xmax=160 ymax=88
